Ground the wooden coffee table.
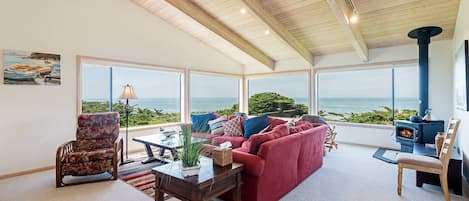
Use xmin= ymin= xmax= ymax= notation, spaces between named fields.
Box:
xmin=133 ymin=134 xmax=208 ymax=164
xmin=152 ymin=156 xmax=243 ymax=201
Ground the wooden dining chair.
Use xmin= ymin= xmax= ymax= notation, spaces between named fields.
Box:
xmin=396 ymin=118 xmax=460 ymax=201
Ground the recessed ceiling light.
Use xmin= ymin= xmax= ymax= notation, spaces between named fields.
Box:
xmin=349 ymin=9 xmax=359 ymax=24
xmin=264 ymin=30 xmax=270 ymax=35
xmin=240 ymin=8 xmax=247 ymax=15
xmin=349 ymin=14 xmax=358 ymax=23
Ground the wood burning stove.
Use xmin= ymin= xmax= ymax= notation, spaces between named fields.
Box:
xmin=395 ymin=120 xmax=444 ymax=152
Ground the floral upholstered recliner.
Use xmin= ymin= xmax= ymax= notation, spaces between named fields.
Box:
xmin=56 ymin=112 xmax=123 ymax=187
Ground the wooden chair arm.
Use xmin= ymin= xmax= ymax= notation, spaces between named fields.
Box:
xmin=114 ymin=137 xmax=124 ymax=166
xmin=56 ymin=141 xmax=75 ymax=162
xmin=114 ymin=137 xmax=123 ymax=152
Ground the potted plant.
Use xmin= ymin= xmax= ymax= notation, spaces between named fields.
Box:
xmin=180 ymin=124 xmax=204 ymax=177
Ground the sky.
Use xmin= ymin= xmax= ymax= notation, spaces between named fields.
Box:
xmin=82 ymin=64 xmax=418 ymax=100
xmin=248 ymin=74 xmax=309 ymax=98
xmin=318 ymin=65 xmax=418 ymax=98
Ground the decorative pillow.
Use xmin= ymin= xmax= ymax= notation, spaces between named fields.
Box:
xmin=191 ymin=112 xmax=215 ymax=133
xmin=268 ymin=117 xmax=288 ymax=128
xmin=298 ymin=122 xmax=316 ymax=130
xmin=247 ymin=133 xmax=275 ymax=154
xmin=269 ymin=125 xmax=289 ymax=139
xmin=243 ymin=115 xmax=270 ymax=138
xmin=223 ymin=117 xmax=244 ymax=137
xmin=208 ymin=115 xmax=228 ymax=135
xmin=288 ymin=126 xmax=303 ymax=134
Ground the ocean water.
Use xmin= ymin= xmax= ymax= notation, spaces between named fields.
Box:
xmin=318 ymin=97 xmax=419 ymax=114
xmin=83 ymin=97 xmax=418 ymax=114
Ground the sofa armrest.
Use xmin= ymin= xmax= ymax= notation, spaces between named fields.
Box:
xmin=233 ymin=150 xmax=265 ymax=177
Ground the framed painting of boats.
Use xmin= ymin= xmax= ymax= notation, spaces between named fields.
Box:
xmin=2 ymin=49 xmax=61 ymax=85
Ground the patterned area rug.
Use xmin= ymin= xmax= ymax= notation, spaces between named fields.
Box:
xmin=118 ymin=155 xmax=164 ymax=199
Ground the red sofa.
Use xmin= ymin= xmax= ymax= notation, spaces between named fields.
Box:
xmin=232 ymin=125 xmax=328 ymax=201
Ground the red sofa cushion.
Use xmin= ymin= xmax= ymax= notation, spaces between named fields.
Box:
xmin=247 ymin=133 xmax=275 ymax=154
xmin=245 ymin=125 xmax=289 ymax=154
xmin=268 ymin=117 xmax=287 ymax=128
xmin=211 ymin=136 xmax=246 ymax=148
xmin=288 ymin=126 xmax=303 ymax=134
xmin=269 ymin=125 xmax=289 ymax=139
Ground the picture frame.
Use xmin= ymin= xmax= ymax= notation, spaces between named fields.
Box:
xmin=2 ymin=49 xmax=61 ymax=86
xmin=455 ymin=40 xmax=469 ymax=111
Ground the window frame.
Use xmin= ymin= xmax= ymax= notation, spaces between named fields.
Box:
xmin=314 ymin=59 xmax=418 ymax=126
xmin=244 ymin=70 xmax=312 ymax=117
xmin=77 ymin=56 xmax=186 ymax=130
xmin=188 ymin=70 xmax=243 ymax=116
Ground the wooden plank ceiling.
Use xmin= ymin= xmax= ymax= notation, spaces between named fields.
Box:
xmin=132 ymin=0 xmax=459 ymax=72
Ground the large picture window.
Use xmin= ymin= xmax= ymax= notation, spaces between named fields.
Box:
xmin=247 ymin=73 xmax=309 ymax=117
xmin=190 ymin=73 xmax=240 ymax=115
xmin=317 ymin=65 xmax=418 ymax=125
xmin=81 ymin=63 xmax=182 ymax=127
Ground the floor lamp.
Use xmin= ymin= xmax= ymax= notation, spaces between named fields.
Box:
xmin=120 ymin=84 xmax=137 ymax=164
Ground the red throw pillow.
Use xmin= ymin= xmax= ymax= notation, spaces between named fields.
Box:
xmin=247 ymin=133 xmax=275 ymax=154
xmin=269 ymin=125 xmax=289 ymax=139
xmin=289 ymin=126 xmax=303 ymax=134
xmin=299 ymin=122 xmax=314 ymax=130
xmin=268 ymin=117 xmax=288 ymax=128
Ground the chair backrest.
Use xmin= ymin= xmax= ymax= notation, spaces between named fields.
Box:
xmin=300 ymin=115 xmax=321 ymax=123
xmin=439 ymin=118 xmax=461 ymax=169
xmin=75 ymin=112 xmax=120 ymax=150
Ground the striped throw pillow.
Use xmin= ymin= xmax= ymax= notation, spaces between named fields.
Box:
xmin=208 ymin=115 xmax=228 ymax=135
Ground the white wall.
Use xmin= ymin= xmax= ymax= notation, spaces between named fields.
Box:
xmin=453 ymin=0 xmax=469 ymax=178
xmin=0 ymin=0 xmax=243 ymax=175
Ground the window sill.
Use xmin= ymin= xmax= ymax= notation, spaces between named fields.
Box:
xmin=326 ymin=121 xmax=395 ymax=130
xmin=119 ymin=122 xmax=185 ymax=133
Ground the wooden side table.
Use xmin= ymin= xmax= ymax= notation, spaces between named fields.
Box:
xmin=152 ymin=156 xmax=243 ymax=201
xmin=413 ymin=143 xmax=462 ymax=195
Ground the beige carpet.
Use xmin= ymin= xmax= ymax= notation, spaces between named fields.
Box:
xmin=281 ymin=144 xmax=468 ymax=201
xmin=0 ymin=144 xmax=467 ymax=201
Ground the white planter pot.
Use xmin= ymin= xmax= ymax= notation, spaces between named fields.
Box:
xmin=182 ymin=164 xmax=201 ymax=177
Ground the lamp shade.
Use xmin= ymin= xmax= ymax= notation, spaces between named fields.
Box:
xmin=119 ymin=84 xmax=137 ymax=99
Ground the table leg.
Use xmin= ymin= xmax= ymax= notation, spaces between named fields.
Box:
xmin=141 ymin=144 xmax=158 ymax=164
xmin=155 ymin=176 xmax=164 ymax=201
xmin=233 ymin=172 xmax=242 ymax=201
xmin=159 ymin=148 xmax=165 ymax=157
xmin=171 ymin=149 xmax=179 ymax=160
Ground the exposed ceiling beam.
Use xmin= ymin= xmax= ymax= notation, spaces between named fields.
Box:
xmin=241 ymin=0 xmax=314 ymax=66
xmin=327 ymin=0 xmax=368 ymax=61
xmin=165 ymin=0 xmax=275 ymax=70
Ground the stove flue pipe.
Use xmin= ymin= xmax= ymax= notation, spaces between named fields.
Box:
xmin=408 ymin=26 xmax=442 ymax=116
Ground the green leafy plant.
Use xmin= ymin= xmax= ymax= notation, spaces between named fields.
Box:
xmin=180 ymin=124 xmax=203 ymax=167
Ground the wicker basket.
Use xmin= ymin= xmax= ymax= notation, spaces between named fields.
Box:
xmin=212 ymin=148 xmax=233 ymax=167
